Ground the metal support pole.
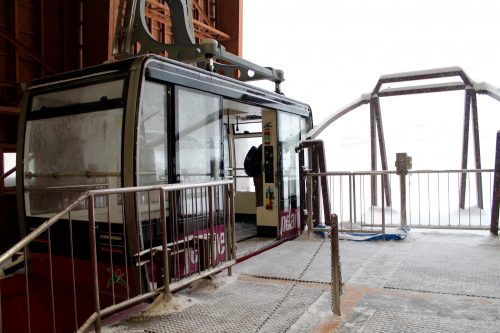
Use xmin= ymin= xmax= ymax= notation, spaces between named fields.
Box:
xmin=491 ymin=131 xmax=500 ymax=236
xmin=381 ymin=174 xmax=386 ymax=235
xmin=312 ymin=147 xmax=320 ymax=226
xmin=160 ymin=189 xmax=170 ymax=296
xmin=298 ymin=150 xmax=306 ymax=232
xmin=399 ymin=174 xmax=407 ymax=228
xmin=208 ymin=187 xmax=216 ymax=268
xmin=348 ymin=175 xmax=353 ymax=224
xmin=330 ymin=214 xmax=341 ymax=316
xmin=298 ymin=140 xmax=332 ymax=226
xmin=88 ymin=195 xmax=101 ymax=333
xmin=228 ymin=183 xmax=236 ymax=276
xmin=370 ymin=99 xmax=378 ymax=206
xmin=470 ymin=91 xmax=483 ymax=209
xmin=352 ymin=175 xmax=357 ymax=224
xmin=317 ymin=141 xmax=332 ymax=226
xmin=396 ymin=153 xmax=411 ymax=228
xmin=373 ymin=96 xmax=392 ymax=206
xmin=460 ymin=90 xmax=471 ymax=209
xmin=306 ymin=171 xmax=313 ymax=236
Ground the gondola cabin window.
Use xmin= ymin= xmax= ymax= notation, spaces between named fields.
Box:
xmin=23 ymin=80 xmax=124 ymax=218
xmin=137 ymin=81 xmax=168 ymax=186
xmin=175 ymin=87 xmax=222 ymax=183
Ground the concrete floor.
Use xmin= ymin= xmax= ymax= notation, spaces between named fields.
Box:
xmin=105 ymin=229 xmax=500 ymax=332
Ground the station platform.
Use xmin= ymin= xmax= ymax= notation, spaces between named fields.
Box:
xmin=103 ymin=230 xmax=500 ymax=332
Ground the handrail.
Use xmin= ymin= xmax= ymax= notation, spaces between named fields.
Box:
xmin=0 ymin=191 xmax=89 ymax=267
xmin=310 ymin=168 xmax=495 ymax=232
xmin=0 ymin=179 xmax=234 ymax=332
xmin=310 ymin=168 xmax=494 ymax=177
xmin=1 ymin=179 xmax=234 ymax=267
xmin=25 ymin=171 xmax=121 ymax=178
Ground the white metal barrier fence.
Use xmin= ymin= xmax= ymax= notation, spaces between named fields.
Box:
xmin=0 ymin=180 xmax=235 ymax=333
xmin=309 ymin=169 xmax=494 ymax=232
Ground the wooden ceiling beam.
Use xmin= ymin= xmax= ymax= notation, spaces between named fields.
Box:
xmin=0 ymin=27 xmax=57 ymax=74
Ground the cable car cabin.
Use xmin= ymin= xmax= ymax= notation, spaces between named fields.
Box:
xmin=11 ymin=54 xmax=311 ymax=331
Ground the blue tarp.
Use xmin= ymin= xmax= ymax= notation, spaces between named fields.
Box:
xmin=339 ymin=228 xmax=409 ymax=241
xmin=312 ymin=225 xmax=409 ymax=241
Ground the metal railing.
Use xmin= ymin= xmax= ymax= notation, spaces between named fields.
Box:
xmin=308 ymin=169 xmax=494 ymax=232
xmin=0 ymin=180 xmax=235 ymax=333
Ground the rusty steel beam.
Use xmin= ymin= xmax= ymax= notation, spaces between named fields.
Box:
xmin=373 ymin=95 xmax=391 ymax=207
xmin=0 ymin=27 xmax=57 ymax=74
xmin=40 ymin=0 xmax=45 ymax=76
xmin=311 ymin=144 xmax=320 ymax=225
xmin=216 ymin=0 xmax=242 ymax=56
xmin=298 ymin=149 xmax=306 ymax=232
xmin=298 ymin=140 xmax=331 ymax=226
xmin=491 ymin=131 xmax=500 ymax=235
xmin=192 ymin=0 xmax=211 ymax=25
xmin=378 ymin=82 xmax=465 ymax=97
xmin=470 ymin=91 xmax=483 ymax=209
xmin=14 ymin=0 xmax=20 ymax=83
xmin=374 ymin=67 xmax=472 ymax=92
xmin=370 ymin=99 xmax=377 ymax=206
xmin=317 ymin=141 xmax=332 ymax=226
xmin=459 ymin=89 xmax=471 ymax=209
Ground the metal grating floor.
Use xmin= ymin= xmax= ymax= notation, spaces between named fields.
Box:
xmin=337 ymin=292 xmax=500 ymax=333
xmin=105 ymin=230 xmax=500 ymax=332
xmin=384 ymin=241 xmax=500 ymax=299
xmin=235 ymin=237 xmax=389 ymax=284
xmin=107 ymin=281 xmax=324 ymax=333
xmin=236 ymin=234 xmax=500 ymax=300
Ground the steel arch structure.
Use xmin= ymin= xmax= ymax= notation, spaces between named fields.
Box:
xmin=305 ymin=67 xmax=500 ymax=210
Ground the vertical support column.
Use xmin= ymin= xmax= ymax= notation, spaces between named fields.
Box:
xmin=352 ymin=175 xmax=357 ymax=225
xmin=306 ymin=171 xmax=313 ymax=235
xmin=298 ymin=149 xmax=306 ymax=232
xmin=396 ymin=153 xmax=411 ymax=229
xmin=399 ymin=173 xmax=407 ymax=228
xmin=208 ymin=186 xmax=216 ymax=268
xmin=490 ymin=131 xmax=500 ymax=236
xmin=228 ymin=183 xmax=236 ymax=274
xmin=459 ymin=90 xmax=472 ymax=209
xmin=317 ymin=141 xmax=332 ymax=226
xmin=40 ymin=0 xmax=45 ymax=77
xmin=350 ymin=174 xmax=357 ymax=225
xmin=216 ymin=0 xmax=243 ymax=55
xmin=330 ymin=214 xmax=341 ymax=316
xmin=60 ymin=0 xmax=66 ymax=71
xmin=87 ymin=194 xmax=102 ymax=333
xmin=373 ymin=95 xmax=392 ymax=207
xmin=13 ymin=0 xmax=20 ymax=84
xmin=311 ymin=146 xmax=320 ymax=226
xmin=381 ymin=174 xmax=386 ymax=234
xmin=160 ymin=189 xmax=170 ymax=296
xmin=470 ymin=91 xmax=483 ymax=209
xmin=370 ymin=98 xmax=378 ymax=206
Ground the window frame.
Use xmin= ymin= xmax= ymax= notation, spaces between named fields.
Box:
xmin=0 ymin=144 xmax=16 ymax=195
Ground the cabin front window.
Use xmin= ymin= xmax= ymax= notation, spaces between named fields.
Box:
xmin=24 ymin=79 xmax=124 ymax=218
xmin=176 ymin=87 xmax=222 ymax=183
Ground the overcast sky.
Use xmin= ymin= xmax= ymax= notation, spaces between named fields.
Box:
xmin=242 ymin=0 xmax=500 ymax=169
